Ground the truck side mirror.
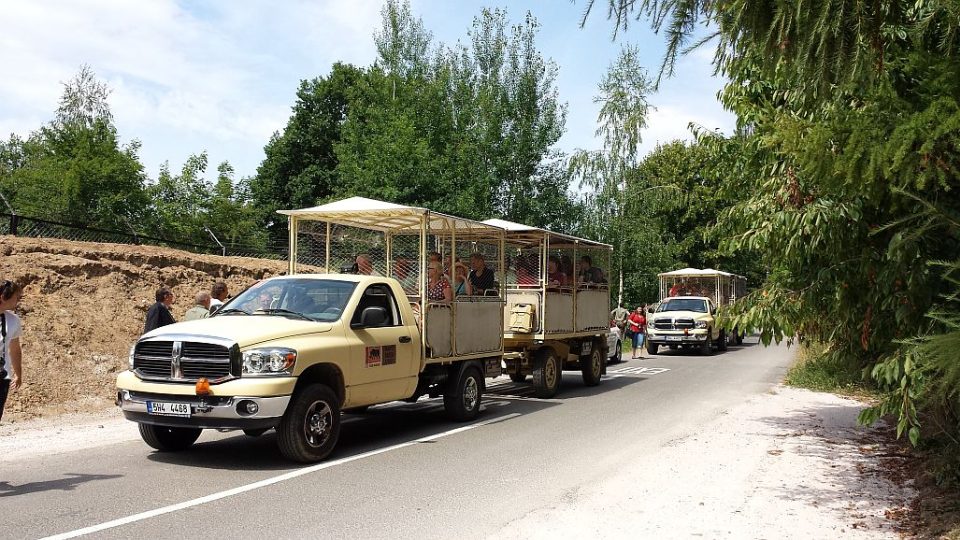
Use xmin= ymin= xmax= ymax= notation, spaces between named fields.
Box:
xmin=353 ymin=306 xmax=388 ymax=328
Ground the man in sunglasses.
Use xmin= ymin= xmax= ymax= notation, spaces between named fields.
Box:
xmin=0 ymin=280 xmax=24 ymax=422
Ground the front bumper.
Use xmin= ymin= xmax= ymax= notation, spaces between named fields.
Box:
xmin=118 ymin=390 xmax=291 ymax=429
xmin=647 ymin=331 xmax=708 ymax=345
xmin=115 ymin=371 xmax=296 ymax=430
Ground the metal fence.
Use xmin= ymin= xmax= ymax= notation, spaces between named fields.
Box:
xmin=0 ymin=212 xmax=307 ymax=264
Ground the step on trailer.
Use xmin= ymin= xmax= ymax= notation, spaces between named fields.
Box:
xmin=483 ymin=219 xmax=613 ymax=398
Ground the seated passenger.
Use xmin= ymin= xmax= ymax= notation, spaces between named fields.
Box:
xmin=450 ymin=256 xmax=469 ymax=296
xmin=356 ymin=254 xmax=382 ymax=276
xmin=393 ymin=256 xmax=418 ymax=292
xmin=466 ymin=252 xmax=495 ymax=295
xmin=578 ymin=255 xmax=607 ymax=285
xmin=547 ymin=255 xmax=568 ymax=288
xmin=516 ymin=262 xmax=537 ymax=286
xmin=426 ymin=262 xmax=452 ymax=303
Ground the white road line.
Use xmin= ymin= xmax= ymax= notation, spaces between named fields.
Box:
xmin=41 ymin=413 xmax=521 ymax=540
xmin=608 ymin=366 xmax=671 ymax=375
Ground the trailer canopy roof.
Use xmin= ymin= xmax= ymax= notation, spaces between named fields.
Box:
xmin=482 ymin=218 xmax=611 ymax=249
xmin=659 ymin=268 xmax=745 ymax=278
xmin=278 ymin=196 xmax=502 ymax=234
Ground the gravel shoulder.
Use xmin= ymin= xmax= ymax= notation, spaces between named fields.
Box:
xmin=494 ymin=385 xmax=915 ymax=539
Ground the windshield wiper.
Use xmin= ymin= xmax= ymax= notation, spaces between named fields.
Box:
xmin=259 ymin=308 xmax=313 ymax=321
xmin=216 ymin=308 xmax=251 ymax=316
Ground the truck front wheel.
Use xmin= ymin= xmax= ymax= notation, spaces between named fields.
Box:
xmin=646 ymin=341 xmax=659 ymax=355
xmin=580 ymin=345 xmax=603 ymax=387
xmin=277 ymin=384 xmax=341 ymax=463
xmin=699 ymin=331 xmax=713 ymax=355
xmin=532 ymin=348 xmax=561 ymax=398
xmin=444 ymin=366 xmax=483 ymax=421
xmin=138 ymin=424 xmax=201 ymax=452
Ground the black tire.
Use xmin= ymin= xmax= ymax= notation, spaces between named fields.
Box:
xmin=277 ymin=384 xmax=341 ymax=463
xmin=243 ymin=428 xmax=270 ymax=437
xmin=532 ymin=348 xmax=561 ymax=398
xmin=700 ymin=331 xmax=713 ymax=355
xmin=718 ymin=330 xmax=728 ymax=352
xmin=138 ymin=424 xmax=202 ymax=452
xmin=736 ymin=330 xmax=744 ymax=345
xmin=581 ymin=344 xmax=603 ymax=387
xmin=609 ymin=341 xmax=622 ymax=363
xmin=444 ymin=366 xmax=483 ymax=421
xmin=509 ymin=373 xmax=528 ymax=383
xmin=646 ymin=341 xmax=659 ymax=355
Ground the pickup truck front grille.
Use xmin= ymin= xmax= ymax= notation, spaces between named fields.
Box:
xmin=133 ymin=340 xmax=235 ymax=382
xmin=653 ymin=318 xmax=697 ymax=330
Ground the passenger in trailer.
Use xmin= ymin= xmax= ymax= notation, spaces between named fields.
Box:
xmin=547 ymin=255 xmax=568 ymax=289
xmin=466 ymin=252 xmax=496 ymax=295
xmin=578 ymin=255 xmax=607 ymax=285
xmin=356 ymin=254 xmax=382 ymax=276
xmin=516 ymin=258 xmax=537 ymax=286
xmin=426 ymin=262 xmax=452 ymax=303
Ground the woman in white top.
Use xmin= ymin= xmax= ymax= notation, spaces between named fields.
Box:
xmin=0 ymin=280 xmax=24 ymax=422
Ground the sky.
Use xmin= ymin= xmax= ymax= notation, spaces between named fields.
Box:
xmin=0 ymin=0 xmax=734 ymax=183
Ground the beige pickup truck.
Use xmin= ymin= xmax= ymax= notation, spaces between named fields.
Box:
xmin=116 ymin=197 xmax=611 ymax=463
xmin=645 ymin=296 xmax=726 ymax=355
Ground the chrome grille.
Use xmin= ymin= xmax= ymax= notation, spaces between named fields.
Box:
xmin=653 ymin=318 xmax=696 ymax=330
xmin=674 ymin=318 xmax=695 ymax=329
xmin=133 ymin=340 xmax=234 ymax=381
xmin=653 ymin=319 xmax=674 ymax=330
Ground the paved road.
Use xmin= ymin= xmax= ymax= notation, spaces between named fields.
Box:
xmin=1 ymin=338 xmax=791 ymax=540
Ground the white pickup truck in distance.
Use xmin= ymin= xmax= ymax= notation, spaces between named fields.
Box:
xmin=645 ymin=296 xmax=727 ymax=355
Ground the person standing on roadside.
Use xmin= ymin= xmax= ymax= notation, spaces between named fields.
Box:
xmin=627 ymin=306 xmax=647 ymax=359
xmin=144 ymin=287 xmax=175 ymax=333
xmin=0 ymin=280 xmax=24 ymax=423
xmin=184 ymin=292 xmax=211 ymax=321
xmin=209 ymin=281 xmax=229 ymax=314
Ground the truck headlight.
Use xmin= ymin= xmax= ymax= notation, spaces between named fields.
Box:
xmin=242 ymin=348 xmax=297 ymax=376
xmin=695 ymin=321 xmax=708 ymax=329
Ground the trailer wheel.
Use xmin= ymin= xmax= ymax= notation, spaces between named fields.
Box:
xmin=444 ymin=366 xmax=483 ymax=421
xmin=138 ymin=424 xmax=201 ymax=452
xmin=277 ymin=383 xmax=341 ymax=463
xmin=580 ymin=345 xmax=603 ymax=387
xmin=532 ymin=348 xmax=561 ymax=398
xmin=509 ymin=373 xmax=527 ymax=383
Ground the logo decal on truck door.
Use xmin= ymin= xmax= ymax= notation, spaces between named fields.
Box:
xmin=365 ymin=347 xmax=382 ymax=367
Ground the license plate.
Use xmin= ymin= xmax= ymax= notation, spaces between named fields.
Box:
xmin=666 ymin=336 xmax=682 ymax=342
xmin=146 ymin=401 xmax=191 ymax=417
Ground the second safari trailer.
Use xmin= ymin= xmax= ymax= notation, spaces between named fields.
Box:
xmin=483 ymin=219 xmax=612 ymax=398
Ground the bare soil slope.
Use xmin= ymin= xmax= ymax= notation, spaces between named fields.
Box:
xmin=0 ymin=236 xmax=291 ymax=423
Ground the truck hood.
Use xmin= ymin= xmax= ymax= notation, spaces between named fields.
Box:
xmin=652 ymin=311 xmax=711 ymax=322
xmin=141 ymin=315 xmax=334 ymax=348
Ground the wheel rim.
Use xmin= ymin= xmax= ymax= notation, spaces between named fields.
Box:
xmin=592 ymin=350 xmax=602 ymax=376
xmin=303 ymin=400 xmax=333 ymax=448
xmin=615 ymin=342 xmax=621 ymax=361
xmin=545 ymin=355 xmax=557 ymax=388
xmin=463 ymin=375 xmax=479 ymax=411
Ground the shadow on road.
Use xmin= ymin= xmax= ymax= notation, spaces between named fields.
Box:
xmin=145 ymin=375 xmax=645 ymax=471
xmin=642 ymin=336 xmax=760 ymax=358
xmin=0 ymin=473 xmax=123 ymax=498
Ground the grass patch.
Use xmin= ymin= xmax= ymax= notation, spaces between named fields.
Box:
xmin=784 ymin=341 xmax=877 ymax=398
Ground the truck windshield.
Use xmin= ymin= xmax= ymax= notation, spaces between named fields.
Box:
xmin=658 ymin=299 xmax=708 ymax=313
xmin=219 ymin=278 xmax=357 ymax=322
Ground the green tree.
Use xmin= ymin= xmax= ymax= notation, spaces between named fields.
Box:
xmin=0 ymin=65 xmax=149 ymax=228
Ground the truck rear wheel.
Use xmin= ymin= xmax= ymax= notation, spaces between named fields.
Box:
xmin=277 ymin=383 xmax=341 ymax=463
xmin=532 ymin=348 xmax=561 ymax=398
xmin=580 ymin=345 xmax=603 ymax=387
xmin=718 ymin=330 xmax=728 ymax=352
xmin=444 ymin=365 xmax=483 ymax=421
xmin=138 ymin=424 xmax=202 ymax=452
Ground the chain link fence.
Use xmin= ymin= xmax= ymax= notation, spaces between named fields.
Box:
xmin=1 ymin=212 xmax=297 ymax=263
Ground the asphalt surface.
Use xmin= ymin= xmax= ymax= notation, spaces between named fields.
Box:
xmin=1 ymin=337 xmax=792 ymax=540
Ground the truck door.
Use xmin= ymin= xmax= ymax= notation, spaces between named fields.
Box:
xmin=348 ymin=283 xmax=419 ymax=404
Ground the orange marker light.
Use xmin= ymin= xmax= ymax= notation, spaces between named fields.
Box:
xmin=196 ymin=378 xmax=211 ymax=395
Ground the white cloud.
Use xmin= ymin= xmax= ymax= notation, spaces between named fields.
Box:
xmin=0 ymin=0 xmax=385 ymax=177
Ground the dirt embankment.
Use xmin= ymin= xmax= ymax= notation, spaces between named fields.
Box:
xmin=0 ymin=236 xmax=291 ymax=423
